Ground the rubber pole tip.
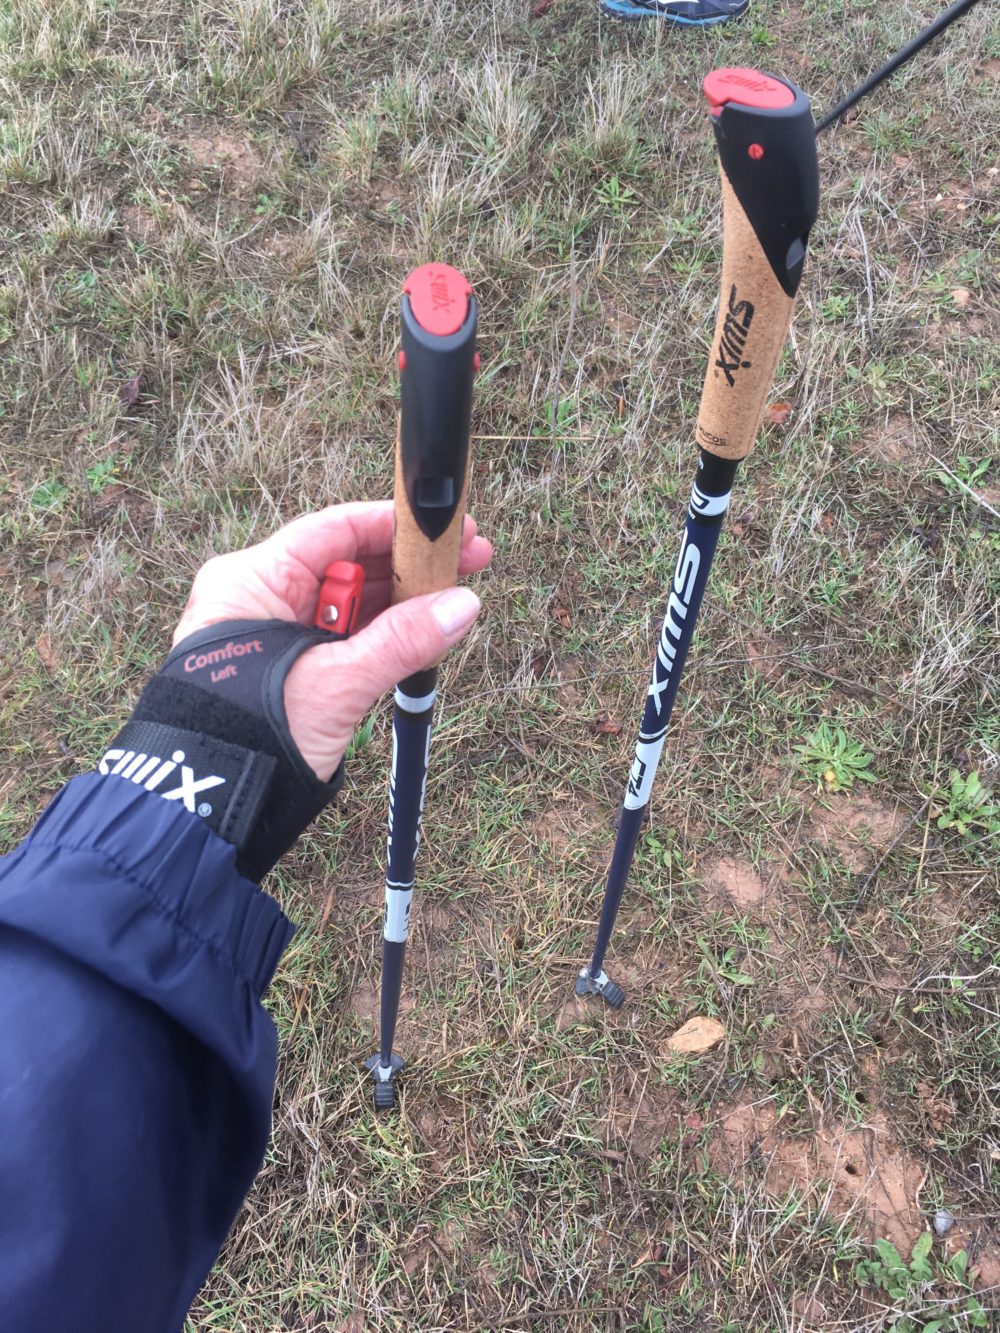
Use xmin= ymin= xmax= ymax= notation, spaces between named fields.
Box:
xmin=373 ymin=1080 xmax=396 ymax=1111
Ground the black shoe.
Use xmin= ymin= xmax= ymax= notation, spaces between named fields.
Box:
xmin=600 ymin=0 xmax=749 ymax=24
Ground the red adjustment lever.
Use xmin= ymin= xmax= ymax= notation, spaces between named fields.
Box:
xmin=314 ymin=560 xmax=365 ymax=636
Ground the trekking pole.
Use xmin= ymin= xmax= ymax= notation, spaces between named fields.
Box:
xmin=365 ymin=262 xmax=477 ymax=1108
xmin=576 ymin=69 xmax=819 ymax=1008
xmin=814 ymin=0 xmax=983 ymax=135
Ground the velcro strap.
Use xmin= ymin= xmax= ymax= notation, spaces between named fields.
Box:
xmin=97 ymin=719 xmax=277 ymax=850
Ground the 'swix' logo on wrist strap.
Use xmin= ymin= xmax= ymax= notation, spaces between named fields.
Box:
xmin=97 ymin=719 xmax=276 ymax=848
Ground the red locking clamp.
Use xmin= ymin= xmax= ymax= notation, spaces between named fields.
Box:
xmin=314 ymin=560 xmax=365 ymax=636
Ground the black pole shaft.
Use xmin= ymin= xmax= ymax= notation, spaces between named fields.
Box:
xmin=579 ymin=452 xmax=739 ymax=999
xmin=815 ymin=0 xmax=983 ymax=135
xmin=377 ymin=667 xmax=437 ymax=1067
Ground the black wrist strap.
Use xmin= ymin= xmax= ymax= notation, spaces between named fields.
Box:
xmin=99 ymin=620 xmax=344 ymax=882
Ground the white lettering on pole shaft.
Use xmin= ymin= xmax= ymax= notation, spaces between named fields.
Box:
xmin=383 ymin=887 xmax=413 ymax=943
xmin=646 ymin=532 xmax=700 ymax=715
xmin=624 ymin=735 xmax=667 ymax=811
xmin=689 ymin=484 xmax=732 ymax=517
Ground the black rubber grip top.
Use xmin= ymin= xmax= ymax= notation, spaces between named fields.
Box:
xmin=704 ymin=68 xmax=820 ymax=298
xmin=399 ymin=263 xmax=477 ymax=541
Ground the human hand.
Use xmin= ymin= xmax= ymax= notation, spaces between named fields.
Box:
xmin=173 ymin=501 xmax=492 ymax=779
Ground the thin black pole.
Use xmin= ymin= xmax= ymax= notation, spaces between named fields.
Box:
xmin=815 ymin=0 xmax=983 ymax=135
xmin=578 ymin=453 xmax=738 ymax=1007
xmin=577 ymin=68 xmax=820 ymax=1007
xmin=365 ymin=263 xmax=477 ymax=1109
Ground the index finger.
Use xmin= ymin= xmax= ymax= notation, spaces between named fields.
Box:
xmin=257 ymin=501 xmax=483 ymax=580
xmin=257 ymin=501 xmax=395 ymax=577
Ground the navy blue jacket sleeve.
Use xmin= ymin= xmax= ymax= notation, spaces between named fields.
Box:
xmin=0 ymin=773 xmax=295 ymax=1333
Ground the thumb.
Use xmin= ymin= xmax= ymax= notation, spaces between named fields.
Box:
xmin=284 ymin=587 xmax=481 ymax=779
xmin=339 ymin=586 xmax=482 ymax=704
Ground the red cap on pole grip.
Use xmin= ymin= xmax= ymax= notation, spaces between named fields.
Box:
xmin=403 ymin=263 xmax=472 ymax=338
xmin=703 ymin=68 xmax=796 ymax=114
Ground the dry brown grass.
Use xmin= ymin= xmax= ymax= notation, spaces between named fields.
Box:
xmin=1 ymin=1 xmax=998 ymax=1329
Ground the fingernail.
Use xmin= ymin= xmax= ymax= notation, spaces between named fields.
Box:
xmin=430 ymin=587 xmax=481 ymax=636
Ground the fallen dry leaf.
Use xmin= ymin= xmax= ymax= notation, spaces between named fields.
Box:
xmin=665 ymin=1016 xmax=725 ymax=1056
xmin=36 ymin=632 xmax=61 ymax=670
xmin=634 ymin=1241 xmax=666 ymax=1268
xmin=681 ymin=1110 xmax=706 ymax=1149
xmin=765 ymin=400 xmax=792 ymax=426
xmin=592 ymin=718 xmax=623 ymax=736
xmin=118 ymin=373 xmax=142 ymax=408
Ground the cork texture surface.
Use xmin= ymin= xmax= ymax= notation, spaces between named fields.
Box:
xmin=695 ymin=172 xmax=797 ymax=461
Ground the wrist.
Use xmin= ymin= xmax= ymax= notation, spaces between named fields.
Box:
xmin=98 ymin=620 xmax=345 ymax=881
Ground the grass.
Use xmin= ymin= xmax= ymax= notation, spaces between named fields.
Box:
xmin=1 ymin=0 xmax=998 ymax=1329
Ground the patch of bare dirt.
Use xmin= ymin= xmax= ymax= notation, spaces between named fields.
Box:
xmin=601 ymin=1082 xmax=681 ymax=1159
xmin=959 ymin=1235 xmax=1000 ymax=1289
xmin=702 ymin=855 xmax=768 ymax=911
xmin=710 ymin=1104 xmax=925 ymax=1250
xmin=808 ymin=797 xmax=909 ymax=872
xmin=120 ymin=203 xmax=165 ymax=242
xmin=556 ymin=680 xmax=583 ymax=709
xmin=789 ymin=1292 xmax=827 ymax=1322
xmin=263 ymin=231 xmax=301 ymax=260
xmin=744 ymin=635 xmax=785 ymax=681
xmin=346 ymin=978 xmax=415 ymax=1024
xmin=767 ymin=1120 xmax=923 ymax=1253
xmin=554 ymin=993 xmax=597 ymax=1031
xmin=527 ymin=804 xmax=580 ymax=856
xmin=862 ymin=413 xmax=925 ymax=469
xmin=412 ymin=1105 xmax=455 ymax=1176
xmin=372 ymin=176 xmax=409 ymax=211
xmin=182 ymin=132 xmax=262 ymax=197
xmin=915 ymin=1078 xmax=957 ymax=1139
xmin=795 ymin=982 xmax=832 ymax=1029
xmin=708 ymin=1102 xmax=1000 ymax=1282
xmin=400 ymin=1221 xmax=465 ymax=1279
xmin=606 ymin=305 xmax=643 ymax=338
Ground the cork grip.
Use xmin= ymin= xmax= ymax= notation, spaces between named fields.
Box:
xmin=694 ymin=172 xmax=796 ymax=462
xmin=391 ymin=435 xmax=469 ymax=604
xmin=696 ymin=69 xmax=819 ymax=462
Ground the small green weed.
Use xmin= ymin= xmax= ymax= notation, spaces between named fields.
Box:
xmin=933 ymin=455 xmax=990 ymax=493
xmin=930 ymin=770 xmax=1000 ymax=839
xmin=345 ymin=713 xmax=376 ymax=760
xmin=795 ymin=721 xmax=878 ymax=793
xmin=698 ymin=942 xmax=755 ymax=988
xmin=593 ymin=175 xmax=637 ymax=215
xmin=86 ymin=451 xmax=130 ymax=495
xmin=750 ymin=25 xmax=777 ymax=47
xmin=532 ymin=397 xmax=577 ymax=440
xmin=30 ymin=478 xmax=69 ymax=511
xmin=854 ymin=1235 xmax=987 ymax=1331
